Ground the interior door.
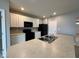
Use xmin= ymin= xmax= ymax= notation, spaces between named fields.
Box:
xmin=0 ymin=9 xmax=7 ymax=58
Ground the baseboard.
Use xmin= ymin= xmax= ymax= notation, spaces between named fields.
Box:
xmin=57 ymin=33 xmax=75 ymax=36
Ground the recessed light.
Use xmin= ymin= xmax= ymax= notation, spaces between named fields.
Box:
xmin=53 ymin=12 xmax=56 ymax=15
xmin=43 ymin=16 xmax=46 ymax=18
xmin=21 ymin=7 xmax=24 ymax=10
xmin=76 ymin=22 xmax=79 ymax=24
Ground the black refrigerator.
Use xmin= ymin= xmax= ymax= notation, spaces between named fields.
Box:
xmin=23 ymin=22 xmax=35 ymax=41
xmin=38 ymin=24 xmax=48 ymax=36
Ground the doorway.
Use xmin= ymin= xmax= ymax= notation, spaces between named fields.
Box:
xmin=0 ymin=9 xmax=7 ymax=58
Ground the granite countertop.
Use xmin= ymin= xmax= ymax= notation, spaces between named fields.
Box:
xmin=8 ymin=34 xmax=75 ymax=58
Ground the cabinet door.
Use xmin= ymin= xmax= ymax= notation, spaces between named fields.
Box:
xmin=10 ymin=13 xmax=18 ymax=27
xmin=24 ymin=16 xmax=33 ymax=22
xmin=18 ymin=14 xmax=24 ymax=27
xmin=43 ymin=19 xmax=48 ymax=24
xmin=33 ymin=19 xmax=39 ymax=27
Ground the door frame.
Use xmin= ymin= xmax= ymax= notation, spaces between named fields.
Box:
xmin=0 ymin=9 xmax=7 ymax=58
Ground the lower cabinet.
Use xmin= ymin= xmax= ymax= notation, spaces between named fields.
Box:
xmin=35 ymin=32 xmax=41 ymax=39
xmin=10 ymin=33 xmax=25 ymax=45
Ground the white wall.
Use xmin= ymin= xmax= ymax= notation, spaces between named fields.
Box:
xmin=76 ymin=25 xmax=79 ymax=33
xmin=76 ymin=18 xmax=79 ymax=34
xmin=57 ymin=14 xmax=76 ymax=35
xmin=48 ymin=11 xmax=79 ymax=35
xmin=48 ymin=17 xmax=57 ymax=35
xmin=42 ymin=19 xmax=48 ymax=24
xmin=0 ymin=0 xmax=10 ymax=48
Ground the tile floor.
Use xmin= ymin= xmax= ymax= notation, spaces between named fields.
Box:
xmin=7 ymin=34 xmax=76 ymax=58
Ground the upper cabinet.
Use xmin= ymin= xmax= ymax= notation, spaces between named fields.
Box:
xmin=24 ymin=17 xmax=33 ymax=22
xmin=10 ymin=13 xmax=25 ymax=27
xmin=33 ymin=19 xmax=39 ymax=27
xmin=10 ymin=13 xmax=18 ymax=27
xmin=10 ymin=13 xmax=40 ymax=27
xmin=18 ymin=14 xmax=25 ymax=27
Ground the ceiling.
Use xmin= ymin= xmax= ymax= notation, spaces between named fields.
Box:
xmin=10 ymin=0 xmax=79 ymax=18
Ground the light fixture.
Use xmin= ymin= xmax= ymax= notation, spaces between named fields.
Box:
xmin=43 ymin=16 xmax=46 ymax=18
xmin=53 ymin=12 xmax=56 ymax=15
xmin=21 ymin=7 xmax=24 ymax=11
xmin=76 ymin=22 xmax=79 ymax=24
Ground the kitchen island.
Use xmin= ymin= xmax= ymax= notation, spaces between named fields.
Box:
xmin=8 ymin=34 xmax=75 ymax=58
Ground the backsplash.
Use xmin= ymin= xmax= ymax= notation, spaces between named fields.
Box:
xmin=10 ymin=27 xmax=38 ymax=34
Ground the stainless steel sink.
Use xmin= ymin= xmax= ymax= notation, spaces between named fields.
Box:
xmin=39 ymin=35 xmax=57 ymax=43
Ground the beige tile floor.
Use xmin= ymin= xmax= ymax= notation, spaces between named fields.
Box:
xmin=7 ymin=34 xmax=75 ymax=58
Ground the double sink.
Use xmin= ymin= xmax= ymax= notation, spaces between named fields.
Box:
xmin=39 ymin=35 xmax=57 ymax=43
